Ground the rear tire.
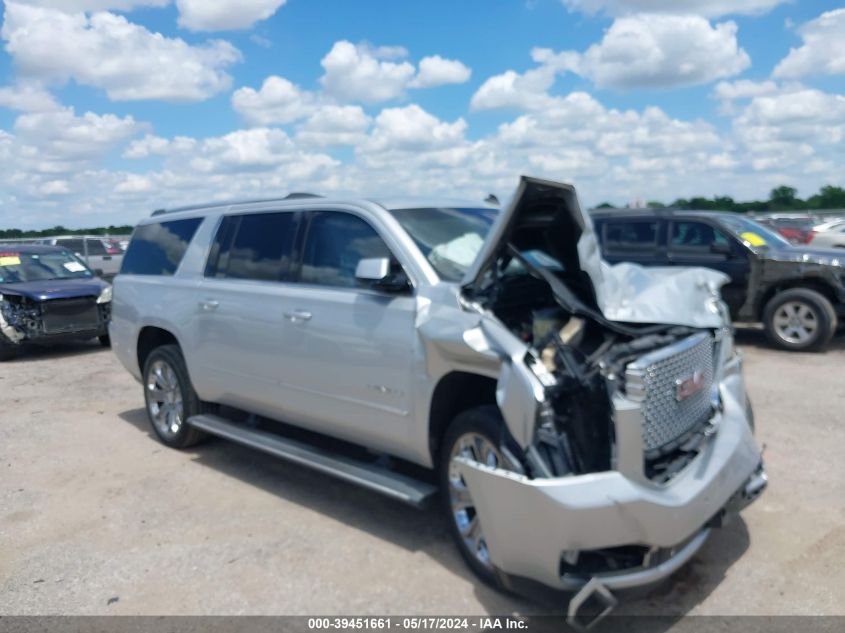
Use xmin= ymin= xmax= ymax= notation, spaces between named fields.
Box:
xmin=142 ymin=344 xmax=211 ymax=449
xmin=762 ymin=288 xmax=837 ymax=351
xmin=0 ymin=340 xmax=17 ymax=362
xmin=438 ymin=405 xmax=522 ymax=588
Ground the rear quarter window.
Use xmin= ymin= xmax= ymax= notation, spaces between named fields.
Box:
xmin=121 ymin=217 xmax=203 ymax=276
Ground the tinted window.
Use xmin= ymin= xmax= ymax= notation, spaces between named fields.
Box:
xmin=57 ymin=239 xmax=85 ymax=254
xmin=300 ymin=212 xmax=391 ymax=288
xmin=121 ymin=218 xmax=203 ymax=276
xmin=208 ymin=212 xmax=298 ymax=282
xmin=603 ymin=220 xmax=658 ymax=252
xmin=670 ymin=221 xmax=730 ymax=250
xmin=85 ymin=239 xmax=108 ymax=256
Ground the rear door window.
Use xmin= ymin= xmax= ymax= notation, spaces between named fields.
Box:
xmin=206 ymin=211 xmax=299 ymax=282
xmin=121 ymin=217 xmax=203 ymax=276
xmin=85 ymin=239 xmax=108 ymax=256
xmin=603 ymin=220 xmax=659 ymax=253
xmin=299 ymin=211 xmax=392 ymax=288
xmin=57 ymin=238 xmax=85 ymax=254
xmin=670 ymin=221 xmax=731 ymax=252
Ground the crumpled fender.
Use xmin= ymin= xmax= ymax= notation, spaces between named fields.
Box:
xmin=415 ymin=287 xmax=544 ymax=452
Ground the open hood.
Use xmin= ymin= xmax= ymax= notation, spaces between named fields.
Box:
xmin=462 ymin=176 xmax=729 ymax=329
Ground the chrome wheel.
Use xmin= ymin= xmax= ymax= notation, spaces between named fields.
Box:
xmin=448 ymin=432 xmax=503 ymax=571
xmin=773 ymin=301 xmax=818 ymax=345
xmin=146 ymin=359 xmax=184 ymax=437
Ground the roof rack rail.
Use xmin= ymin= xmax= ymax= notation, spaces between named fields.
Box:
xmin=150 ymin=192 xmax=324 ymax=217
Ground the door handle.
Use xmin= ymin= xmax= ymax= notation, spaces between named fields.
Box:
xmin=199 ymin=299 xmax=220 ymax=311
xmin=283 ymin=309 xmax=312 ymax=322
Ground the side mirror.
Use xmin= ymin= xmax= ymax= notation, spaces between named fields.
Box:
xmin=355 ymin=257 xmax=390 ymax=282
xmin=94 ymin=268 xmax=105 ymax=277
xmin=710 ymin=243 xmax=733 ymax=257
xmin=355 ymin=257 xmax=410 ymax=293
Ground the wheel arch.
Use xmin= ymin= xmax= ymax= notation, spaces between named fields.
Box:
xmin=757 ymin=278 xmax=840 ymax=320
xmin=137 ymin=325 xmax=180 ymax=374
xmin=428 ymin=371 xmax=498 ymax=467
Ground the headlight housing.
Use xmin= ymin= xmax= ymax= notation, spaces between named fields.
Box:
xmin=97 ymin=286 xmax=113 ymax=304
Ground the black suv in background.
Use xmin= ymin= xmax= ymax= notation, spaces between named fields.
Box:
xmin=592 ymin=209 xmax=845 ymax=351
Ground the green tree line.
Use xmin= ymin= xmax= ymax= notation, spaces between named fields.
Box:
xmin=595 ymin=184 xmax=845 ymax=213
xmin=0 ymin=224 xmax=135 ymax=239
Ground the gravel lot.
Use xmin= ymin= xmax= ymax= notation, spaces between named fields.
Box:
xmin=1 ymin=331 xmax=844 ymax=617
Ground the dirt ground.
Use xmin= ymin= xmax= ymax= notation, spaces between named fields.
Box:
xmin=1 ymin=330 xmax=843 ymax=617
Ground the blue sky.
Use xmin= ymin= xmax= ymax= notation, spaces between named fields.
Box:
xmin=0 ymin=0 xmax=844 ymax=228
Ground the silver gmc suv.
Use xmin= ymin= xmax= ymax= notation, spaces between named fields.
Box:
xmin=111 ymin=177 xmax=766 ymax=625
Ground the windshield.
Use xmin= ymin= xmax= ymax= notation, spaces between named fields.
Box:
xmin=388 ymin=207 xmax=497 ymax=281
xmin=717 ymin=216 xmax=792 ymax=248
xmin=0 ymin=250 xmax=94 ymax=284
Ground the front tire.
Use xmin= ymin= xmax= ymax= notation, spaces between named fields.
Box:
xmin=763 ymin=288 xmax=837 ymax=351
xmin=438 ymin=406 xmax=521 ymax=587
xmin=142 ymin=344 xmax=210 ymax=449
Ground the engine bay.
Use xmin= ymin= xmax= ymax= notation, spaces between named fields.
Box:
xmin=469 ymin=247 xmax=707 ymax=481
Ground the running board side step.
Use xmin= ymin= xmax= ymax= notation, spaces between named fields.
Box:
xmin=187 ymin=414 xmax=437 ymax=508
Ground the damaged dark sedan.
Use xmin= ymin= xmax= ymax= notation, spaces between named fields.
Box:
xmin=0 ymin=245 xmax=112 ymax=361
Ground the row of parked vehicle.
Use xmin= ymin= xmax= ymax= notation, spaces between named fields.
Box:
xmin=751 ymin=213 xmax=845 ymax=247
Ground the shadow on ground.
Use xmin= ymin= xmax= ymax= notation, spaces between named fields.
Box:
xmin=734 ymin=326 xmax=845 ymax=352
xmin=2 ymin=338 xmax=107 ymax=363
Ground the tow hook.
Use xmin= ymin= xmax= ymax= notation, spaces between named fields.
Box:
xmin=566 ymin=577 xmax=618 ymax=630
xmin=743 ymin=466 xmax=768 ymax=502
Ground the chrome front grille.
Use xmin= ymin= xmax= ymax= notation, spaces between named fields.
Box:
xmin=625 ymin=332 xmax=715 ymax=455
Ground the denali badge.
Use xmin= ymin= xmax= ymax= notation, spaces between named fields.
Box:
xmin=675 ymin=371 xmax=706 ymax=401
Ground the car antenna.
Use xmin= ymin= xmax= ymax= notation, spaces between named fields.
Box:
xmin=485 ymin=194 xmax=500 ymax=206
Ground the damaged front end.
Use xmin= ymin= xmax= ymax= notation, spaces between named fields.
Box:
xmin=450 ymin=178 xmax=766 ymax=624
xmin=0 ymin=291 xmax=111 ymax=348
xmin=0 ymin=293 xmax=42 ymax=344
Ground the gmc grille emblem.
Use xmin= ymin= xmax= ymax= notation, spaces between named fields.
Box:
xmin=675 ymin=370 xmax=705 ymax=401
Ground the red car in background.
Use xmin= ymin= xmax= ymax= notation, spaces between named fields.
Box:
xmin=756 ymin=217 xmax=817 ymax=244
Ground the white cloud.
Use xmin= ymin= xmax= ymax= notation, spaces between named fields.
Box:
xmin=175 ymin=0 xmax=288 ymax=32
xmin=295 ymin=105 xmax=371 ymax=147
xmin=231 ymin=76 xmax=315 ymax=126
xmin=0 ymin=82 xmax=59 ymax=112
xmin=2 ymin=2 xmax=241 ymax=102
xmin=14 ymin=106 xmax=143 ymax=163
xmin=470 ymin=61 xmax=560 ymax=111
xmin=410 ymin=55 xmax=471 ymax=88
xmin=123 ymin=134 xmax=196 ymax=158
xmin=114 ymin=173 xmax=153 ymax=193
xmin=773 ymin=9 xmax=845 ymax=79
xmin=561 ymin=0 xmax=786 ymax=18
xmin=733 ymin=88 xmax=845 ymax=171
xmin=319 ymin=40 xmax=416 ymax=104
xmin=575 ymin=15 xmax=750 ymax=89
xmin=472 ymin=15 xmax=749 ymax=101
xmin=40 ymin=179 xmax=71 ymax=195
xmin=713 ymin=79 xmax=779 ymax=103
xmin=189 ymin=128 xmax=338 ymax=177
xmin=364 ymin=104 xmax=467 ymax=153
xmin=15 ymin=1 xmax=169 ymax=10
xmin=712 ymin=79 xmax=779 ymax=113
